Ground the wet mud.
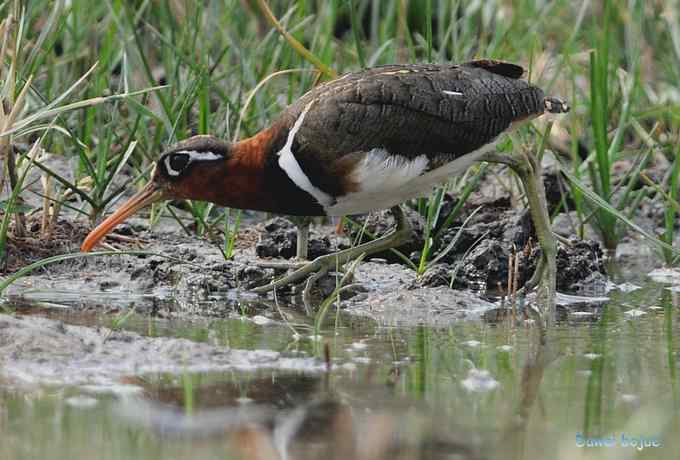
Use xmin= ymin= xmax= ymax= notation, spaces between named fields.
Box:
xmin=0 ymin=168 xmax=651 ymax=396
xmin=3 ymin=190 xmax=609 ymax=315
xmin=0 ymin=314 xmax=325 ymax=387
xmin=4 ymin=170 xmax=680 ymax=460
xmin=2 ymin=213 xmax=91 ymax=272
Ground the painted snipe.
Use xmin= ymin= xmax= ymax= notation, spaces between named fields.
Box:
xmin=81 ymin=60 xmax=568 ymax=318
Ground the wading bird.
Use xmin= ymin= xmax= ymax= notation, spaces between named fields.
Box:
xmin=81 ymin=60 xmax=568 ymax=319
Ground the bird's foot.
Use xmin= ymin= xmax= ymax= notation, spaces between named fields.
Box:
xmin=250 ymin=206 xmax=412 ymax=302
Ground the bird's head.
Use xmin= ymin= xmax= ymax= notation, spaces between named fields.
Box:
xmin=81 ymin=135 xmax=230 ymax=252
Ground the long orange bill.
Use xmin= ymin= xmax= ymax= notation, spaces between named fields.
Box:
xmin=81 ymin=182 xmax=165 ymax=252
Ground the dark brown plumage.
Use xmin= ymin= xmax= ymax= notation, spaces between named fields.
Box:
xmin=282 ymin=61 xmax=545 ymax=160
xmin=81 ymin=60 xmax=569 ymax=252
xmin=265 ymin=60 xmax=560 ymax=211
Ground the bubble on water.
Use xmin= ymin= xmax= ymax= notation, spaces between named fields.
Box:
xmin=65 ymin=395 xmax=99 ymax=409
xmin=570 ymin=311 xmax=595 ymax=318
xmin=620 ymin=393 xmax=639 ymax=405
xmin=461 ymin=369 xmax=499 ymax=393
xmin=624 ymin=309 xmax=646 ymax=318
xmin=80 ymin=384 xmax=144 ymax=397
xmin=251 ymin=315 xmax=272 ymax=325
xmin=616 ymin=282 xmax=641 ymax=293
xmin=342 ymin=363 xmax=358 ymax=371
xmin=648 ymin=268 xmax=680 ymax=284
xmin=571 ymin=312 xmax=594 ymax=318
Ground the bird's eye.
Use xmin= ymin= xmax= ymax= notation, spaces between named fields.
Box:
xmin=164 ymin=153 xmax=190 ymax=177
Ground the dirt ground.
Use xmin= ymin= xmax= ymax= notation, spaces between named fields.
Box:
xmin=2 ymin=183 xmax=612 ymax=320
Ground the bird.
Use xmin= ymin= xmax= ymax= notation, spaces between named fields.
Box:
xmin=81 ymin=60 xmax=568 ymax=302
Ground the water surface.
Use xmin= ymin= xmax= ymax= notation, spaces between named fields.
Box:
xmin=2 ymin=263 xmax=679 ymax=460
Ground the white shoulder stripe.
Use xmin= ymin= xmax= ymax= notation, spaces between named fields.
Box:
xmin=276 ymin=102 xmax=334 ymax=207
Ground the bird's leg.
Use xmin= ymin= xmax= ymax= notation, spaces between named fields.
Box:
xmin=290 ymin=215 xmax=312 ymax=260
xmin=521 ymin=253 xmax=545 ymax=293
xmin=302 ymin=265 xmax=329 ymax=314
xmin=251 ymin=206 xmax=412 ymax=295
xmin=482 ymin=151 xmax=557 ymax=327
xmin=521 ymin=153 xmax=557 ymax=327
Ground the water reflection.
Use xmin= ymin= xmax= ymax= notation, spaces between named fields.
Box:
xmin=116 ymin=373 xmax=484 ymax=460
xmin=2 ymin=276 xmax=680 ymax=459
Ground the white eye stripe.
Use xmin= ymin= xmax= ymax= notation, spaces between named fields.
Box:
xmin=163 ymin=150 xmax=223 ymax=177
xmin=175 ymin=150 xmax=223 ymax=161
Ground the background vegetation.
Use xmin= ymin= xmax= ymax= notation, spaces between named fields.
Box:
xmin=2 ymin=4 xmax=680 ymax=459
xmin=0 ymin=0 xmax=679 ymax=268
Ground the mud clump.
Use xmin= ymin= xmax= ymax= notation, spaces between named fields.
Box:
xmin=418 ymin=239 xmax=606 ymax=295
xmin=0 ymin=213 xmax=89 ymax=273
xmin=255 ymin=217 xmax=332 ymax=260
xmin=453 ymin=240 xmax=535 ymax=292
xmin=434 ymin=197 xmax=534 ymax=262
xmin=555 ymin=240 xmax=607 ymax=294
xmin=130 ymin=254 xmax=277 ymax=294
xmin=411 ymin=195 xmax=606 ymax=295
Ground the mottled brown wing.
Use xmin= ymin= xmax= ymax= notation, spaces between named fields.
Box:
xmin=263 ymin=62 xmax=546 ymax=198
xmin=283 ymin=61 xmax=544 ymax=164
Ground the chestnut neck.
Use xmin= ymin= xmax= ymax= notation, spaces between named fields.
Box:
xmin=175 ymin=124 xmax=325 ymax=216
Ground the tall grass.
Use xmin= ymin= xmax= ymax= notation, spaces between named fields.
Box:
xmin=0 ymin=0 xmax=678 ymax=269
xmin=665 ymin=148 xmax=680 ymax=265
xmin=0 ymin=3 xmax=160 ymax=263
xmin=580 ymin=0 xmax=639 ymax=251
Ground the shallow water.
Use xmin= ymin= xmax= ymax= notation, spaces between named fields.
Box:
xmin=2 ymin=262 xmax=680 ymax=460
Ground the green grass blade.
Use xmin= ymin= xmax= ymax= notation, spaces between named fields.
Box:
xmin=561 ymin=167 xmax=678 ymax=256
xmin=348 ymin=0 xmax=366 ymax=68
xmin=0 ymin=140 xmax=40 ymax=258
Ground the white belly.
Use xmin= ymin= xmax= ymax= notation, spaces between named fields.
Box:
xmin=325 ymin=142 xmax=496 ymax=216
xmin=276 ymin=104 xmax=502 ymax=217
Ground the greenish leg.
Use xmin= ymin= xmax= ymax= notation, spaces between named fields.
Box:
xmin=483 ymin=151 xmax=557 ymax=327
xmin=251 ymin=206 xmax=412 ymax=295
xmin=289 ymin=215 xmax=312 ymax=260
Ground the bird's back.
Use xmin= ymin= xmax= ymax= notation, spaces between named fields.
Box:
xmin=283 ymin=60 xmax=545 ymax=160
xmin=261 ymin=60 xmax=567 ymax=216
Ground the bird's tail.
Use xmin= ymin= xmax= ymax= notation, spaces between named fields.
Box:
xmin=544 ymin=96 xmax=570 ymax=114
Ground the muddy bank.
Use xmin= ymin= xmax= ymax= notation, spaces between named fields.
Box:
xmin=2 ymin=191 xmax=612 ymax=323
xmin=0 ymin=311 xmax=486 ymax=460
xmin=0 ymin=313 xmax=325 ymax=388
xmin=2 ymin=213 xmax=91 ymax=272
